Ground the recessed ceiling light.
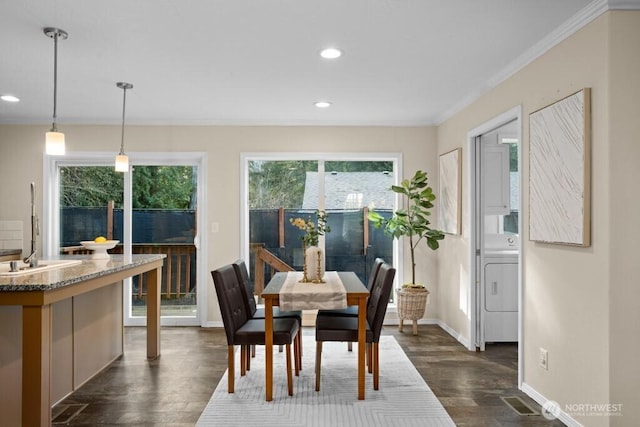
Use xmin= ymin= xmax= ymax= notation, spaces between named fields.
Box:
xmin=1 ymin=94 xmax=20 ymax=102
xmin=320 ymin=48 xmax=342 ymax=59
xmin=315 ymin=101 xmax=332 ymax=108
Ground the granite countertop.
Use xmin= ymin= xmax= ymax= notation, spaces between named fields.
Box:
xmin=0 ymin=254 xmax=165 ymax=291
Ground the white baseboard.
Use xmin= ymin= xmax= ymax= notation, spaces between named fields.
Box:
xmin=201 ymin=320 xmax=223 ymax=328
xmin=436 ymin=320 xmax=471 ymax=349
xmin=521 ymin=382 xmax=582 ymax=427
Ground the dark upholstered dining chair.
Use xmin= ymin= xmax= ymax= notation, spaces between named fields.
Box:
xmin=211 ymin=264 xmax=300 ymax=395
xmin=232 ymin=259 xmax=303 ymax=372
xmin=316 ymin=258 xmax=384 ymax=351
xmin=314 ymin=262 xmax=396 ymax=392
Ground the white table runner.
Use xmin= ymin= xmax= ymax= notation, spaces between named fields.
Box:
xmin=279 ymin=271 xmax=348 ymax=311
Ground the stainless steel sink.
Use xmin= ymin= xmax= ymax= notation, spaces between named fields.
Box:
xmin=0 ymin=259 xmax=82 ymax=276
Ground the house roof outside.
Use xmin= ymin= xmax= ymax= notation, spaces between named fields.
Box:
xmin=302 ymin=171 xmax=395 ymax=211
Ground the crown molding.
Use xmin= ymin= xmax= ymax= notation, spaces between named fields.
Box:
xmin=434 ymin=0 xmax=638 ymax=125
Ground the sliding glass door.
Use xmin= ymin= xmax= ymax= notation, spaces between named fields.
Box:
xmin=242 ymin=154 xmax=401 ymax=294
xmin=46 ymin=153 xmax=206 ymax=327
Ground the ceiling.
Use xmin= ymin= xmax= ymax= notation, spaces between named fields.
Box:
xmin=0 ymin=0 xmax=607 ymax=127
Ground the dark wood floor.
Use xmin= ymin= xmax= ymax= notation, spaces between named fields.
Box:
xmin=54 ymin=325 xmax=564 ymax=426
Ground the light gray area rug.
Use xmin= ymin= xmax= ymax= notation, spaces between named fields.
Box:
xmin=197 ymin=336 xmax=455 ymax=426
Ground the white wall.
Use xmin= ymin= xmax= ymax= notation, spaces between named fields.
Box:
xmin=0 ymin=125 xmax=440 ymax=323
xmin=437 ymin=10 xmax=640 ymax=426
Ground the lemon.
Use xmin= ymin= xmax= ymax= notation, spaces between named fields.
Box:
xmin=94 ymin=236 xmax=107 ymax=243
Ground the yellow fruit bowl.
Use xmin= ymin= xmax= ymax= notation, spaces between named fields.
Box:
xmin=80 ymin=240 xmax=119 ymax=259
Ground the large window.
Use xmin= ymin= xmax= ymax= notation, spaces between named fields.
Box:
xmin=242 ymin=154 xmax=401 ymax=289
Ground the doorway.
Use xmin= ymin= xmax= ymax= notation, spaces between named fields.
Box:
xmin=44 ymin=152 xmax=207 ymax=327
xmin=467 ymin=106 xmax=523 ymax=386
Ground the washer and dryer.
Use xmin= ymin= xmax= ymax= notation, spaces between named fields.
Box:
xmin=482 ymin=250 xmax=518 ymax=342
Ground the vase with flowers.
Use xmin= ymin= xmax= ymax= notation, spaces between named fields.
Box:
xmin=290 ymin=210 xmax=330 ymax=283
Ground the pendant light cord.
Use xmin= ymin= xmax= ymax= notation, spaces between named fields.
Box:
xmin=52 ymin=31 xmax=59 ymax=131
xmin=120 ymin=86 xmax=127 ymax=155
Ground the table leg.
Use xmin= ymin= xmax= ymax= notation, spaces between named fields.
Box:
xmin=358 ymin=296 xmax=366 ymax=400
xmin=147 ymin=266 xmax=161 ymax=360
xmin=22 ymin=304 xmax=51 ymax=427
xmin=265 ymin=298 xmax=274 ymax=401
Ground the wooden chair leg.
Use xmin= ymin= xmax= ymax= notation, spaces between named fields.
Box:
xmin=228 ymin=345 xmax=235 ymax=393
xmin=251 ymin=344 xmax=256 ymax=358
xmin=412 ymin=320 xmax=419 ymax=336
xmin=279 ymin=345 xmax=284 ymax=353
xmin=286 ymin=343 xmax=293 ymax=396
xmin=293 ymin=333 xmax=300 ymax=376
xmin=240 ymin=345 xmax=247 ymax=376
xmin=373 ymin=342 xmax=380 ymax=390
xmin=367 ymin=343 xmax=373 ymax=373
xmin=315 ymin=341 xmax=322 ymax=391
xmin=347 ymin=341 xmax=353 ymax=351
xmin=246 ymin=345 xmax=251 ymax=371
xmin=297 ymin=331 xmax=303 ymax=370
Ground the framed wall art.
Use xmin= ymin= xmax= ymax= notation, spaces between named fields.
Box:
xmin=529 ymin=88 xmax=591 ymax=246
xmin=438 ymin=148 xmax=461 ymax=235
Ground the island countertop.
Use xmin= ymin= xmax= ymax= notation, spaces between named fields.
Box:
xmin=0 ymin=254 xmax=165 ymax=292
xmin=0 ymin=253 xmax=165 ymax=426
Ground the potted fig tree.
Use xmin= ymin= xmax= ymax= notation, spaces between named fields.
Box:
xmin=369 ymin=170 xmax=445 ymax=335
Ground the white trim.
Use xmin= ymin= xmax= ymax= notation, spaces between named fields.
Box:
xmin=466 ymin=106 xmax=523 ymax=387
xmin=434 ymin=0 xmax=612 ymax=125
xmin=437 ymin=320 xmax=471 ymax=349
xmin=522 ymin=382 xmax=583 ymax=427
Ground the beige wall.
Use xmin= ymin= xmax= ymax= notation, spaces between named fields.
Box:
xmin=608 ymin=11 xmax=640 ymax=427
xmin=0 ymin=125 xmax=440 ymax=323
xmin=438 ymin=11 xmax=640 ymax=426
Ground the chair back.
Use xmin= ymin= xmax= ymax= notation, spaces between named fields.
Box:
xmin=232 ymin=259 xmax=257 ymax=316
xmin=211 ymin=264 xmax=250 ymax=345
xmin=366 ymin=263 xmax=396 ymax=342
xmin=365 ymin=258 xmax=384 ymax=292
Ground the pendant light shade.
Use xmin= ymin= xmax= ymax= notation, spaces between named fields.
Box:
xmin=45 ymin=131 xmax=65 ymax=155
xmin=44 ymin=27 xmax=68 ymax=155
xmin=115 ymin=82 xmax=133 ymax=172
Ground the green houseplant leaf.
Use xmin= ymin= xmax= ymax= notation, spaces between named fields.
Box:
xmin=369 ymin=170 xmax=445 ymax=285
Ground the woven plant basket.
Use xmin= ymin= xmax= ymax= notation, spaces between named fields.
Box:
xmin=396 ymin=287 xmax=429 ymax=335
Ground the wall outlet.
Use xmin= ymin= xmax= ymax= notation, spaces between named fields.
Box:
xmin=539 ymin=348 xmax=548 ymax=370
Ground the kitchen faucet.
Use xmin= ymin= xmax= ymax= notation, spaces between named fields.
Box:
xmin=23 ymin=182 xmax=39 ymax=267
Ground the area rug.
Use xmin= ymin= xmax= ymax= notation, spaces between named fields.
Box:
xmin=196 ymin=336 xmax=455 ymax=426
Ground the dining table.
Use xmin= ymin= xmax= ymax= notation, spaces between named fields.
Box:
xmin=261 ymin=271 xmax=369 ymax=401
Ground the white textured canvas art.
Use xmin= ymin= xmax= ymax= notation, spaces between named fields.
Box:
xmin=529 ymin=88 xmax=591 ymax=246
xmin=438 ymin=148 xmax=461 ymax=235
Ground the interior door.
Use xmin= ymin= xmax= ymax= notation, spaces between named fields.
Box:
xmin=475 ymin=119 xmax=520 ymax=348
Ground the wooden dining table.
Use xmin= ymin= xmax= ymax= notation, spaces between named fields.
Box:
xmin=261 ymin=271 xmax=369 ymax=401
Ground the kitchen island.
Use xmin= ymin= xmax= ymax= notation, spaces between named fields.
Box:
xmin=0 ymin=254 xmax=165 ymax=427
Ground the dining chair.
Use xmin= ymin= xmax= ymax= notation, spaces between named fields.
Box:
xmin=212 ymin=264 xmax=300 ymax=395
xmin=314 ymin=262 xmax=396 ymax=391
xmin=316 ymin=258 xmax=384 ymax=351
xmin=232 ymin=259 xmax=303 ymax=372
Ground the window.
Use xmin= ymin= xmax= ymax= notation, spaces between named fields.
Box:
xmin=241 ymin=153 xmax=402 ymax=288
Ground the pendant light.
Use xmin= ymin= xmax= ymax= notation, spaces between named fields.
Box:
xmin=44 ymin=27 xmax=68 ymax=155
xmin=115 ymin=82 xmax=133 ymax=172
